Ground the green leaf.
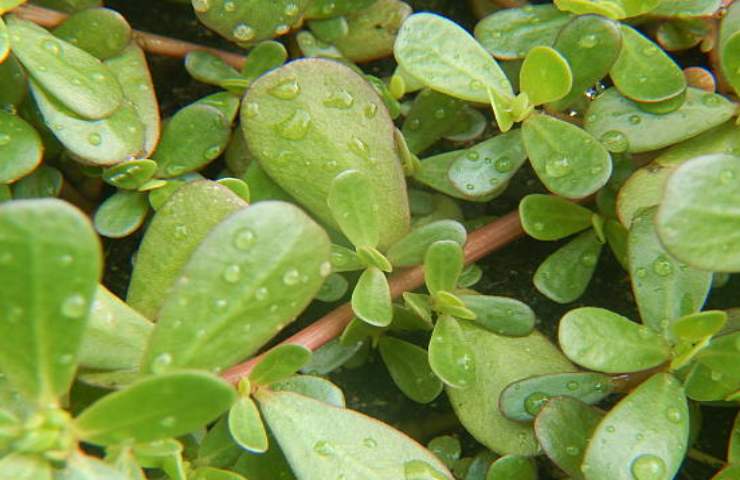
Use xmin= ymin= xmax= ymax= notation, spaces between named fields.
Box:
xmin=475 ymin=5 xmax=571 ymax=60
xmin=242 ymin=58 xmax=410 ymax=250
xmin=519 ymin=46 xmax=572 ymax=106
xmin=720 ymin=2 xmax=740 ymax=95
xmin=427 ymin=435 xmax=461 ymax=469
xmin=730 ymin=412 xmax=740 ymax=463
xmin=558 ymin=307 xmax=671 ymax=373
xmin=241 ymin=40 xmax=288 ymax=82
xmin=316 ymin=272 xmax=349 ymax=302
xmin=402 ymin=89 xmax=466 ymax=155
xmin=686 ymin=332 xmax=740 ymax=401
xmin=386 ymin=220 xmax=466 ymax=268
xmin=142 ymin=201 xmax=330 ymax=373
xmin=329 ymin=244 xmax=364 ymax=273
xmin=103 ymin=159 xmax=158 ymax=190
xmin=56 ymin=452 xmax=127 ymax=480
xmin=94 ymin=190 xmax=149 ymax=238
xmin=52 ymin=7 xmax=131 ymax=60
xmin=448 ymin=129 xmax=528 ymax=198
xmin=651 ymin=0 xmax=721 ymax=17
xmin=656 ymin=19 xmax=708 ymax=52
xmin=305 ymin=0 xmax=375 ymax=18
xmin=394 ymin=12 xmax=513 ymax=104
xmin=428 ymin=316 xmax=476 ymax=389
xmin=714 ymin=465 xmax=740 ymax=480
xmin=605 ymin=219 xmax=629 ymax=270
xmin=458 ymin=295 xmax=535 ymax=337
xmin=519 ymin=194 xmax=593 ymax=241
xmin=269 ymin=375 xmax=346 ymax=407
xmin=656 ymin=121 xmax=740 ymax=167
xmin=328 ymin=169 xmax=379 ymax=249
xmin=582 ymin=373 xmax=688 ymax=480
xmin=0 ymin=110 xmax=42 ymax=183
xmin=499 ymin=372 xmax=612 ymax=422
xmin=534 ymin=397 xmax=604 ymax=479
xmin=249 ymin=345 xmax=312 ymax=386
xmin=549 ymin=14 xmax=622 ymax=111
xmin=0 ymin=199 xmax=101 ymax=403
xmin=616 ymin=163 xmax=674 ymax=227
xmin=0 ymin=54 xmax=28 ymax=107
xmin=488 ymin=86 xmax=514 ymax=133
xmin=6 ymin=15 xmax=123 ymax=119
xmin=197 ymin=416 xmax=242 ymax=468
xmin=672 ymin=310 xmax=727 ymax=342
xmin=127 ymin=181 xmax=246 ymax=319
xmin=76 ymin=371 xmax=236 ymax=445
xmin=415 ymin=150 xmax=504 ymax=203
xmin=534 ymin=229 xmax=603 ymax=304
xmin=229 ymin=396 xmax=269 ymax=453
xmin=379 ymin=336 xmax=443 ymax=404
xmin=425 ymin=240 xmax=464 ymax=295
xmin=185 ymin=50 xmax=243 ymax=90
xmin=522 ymin=113 xmax=612 ymax=199
xmin=0 ymin=454 xmax=51 ymax=480
xmin=485 ymin=455 xmax=536 ymax=480
xmin=11 ymin=165 xmax=62 ymax=199
xmin=585 ymin=87 xmax=736 ymax=153
xmin=656 ymin=154 xmax=740 ymax=272
xmin=553 ymin=0 xmax=627 ymax=18
xmin=352 ymin=266 xmax=392 ymax=327
xmin=447 ymin=322 xmax=575 ymax=456
xmin=628 ymin=207 xmax=712 ymax=336
xmin=255 ymin=389 xmax=453 ymax=479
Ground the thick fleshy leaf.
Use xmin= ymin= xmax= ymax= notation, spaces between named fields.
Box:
xmin=192 ymin=467 xmax=247 ymax=480
xmin=558 ymin=307 xmax=671 ymax=373
xmin=585 ymin=87 xmax=736 ymax=153
xmin=0 ymin=454 xmax=51 ymax=480
xmin=549 ymin=15 xmax=622 ymax=110
xmin=475 ymin=5 xmax=571 ymax=60
xmin=242 ymin=58 xmax=409 ymax=250
xmin=6 ymin=16 xmax=122 ymax=119
xmin=447 ymin=322 xmax=575 ymax=455
xmin=402 ymin=89 xmax=466 ymax=154
xmin=256 ymin=389 xmax=452 ymax=479
xmin=519 ymin=46 xmax=572 ymax=106
xmin=424 ymin=240 xmax=463 ymax=295
xmin=656 ymin=154 xmax=740 ymax=272
xmin=429 ymin=316 xmax=476 ymax=389
xmin=127 ymin=181 xmax=246 ymax=319
xmin=672 ymin=310 xmax=727 ymax=342
xmin=448 ymin=129 xmax=527 ymax=198
xmin=415 ymin=151 xmax=504 ymax=203
xmin=459 ymin=295 xmax=535 ymax=337
xmin=249 ymin=344 xmax=312 ymax=386
xmin=103 ymin=159 xmax=157 ymax=190
xmin=720 ymin=2 xmax=740 ymax=95
xmin=519 ymin=194 xmax=593 ymax=241
xmin=386 ymin=220 xmax=466 ymax=268
xmin=616 ymin=163 xmax=674 ymax=227
xmin=352 ymin=266 xmax=392 ymax=327
xmin=229 ymin=396 xmax=268 ymax=453
xmin=582 ymin=373 xmax=688 ymax=480
xmin=656 ymin=121 xmax=740 ymax=167
xmin=185 ymin=51 xmax=243 ymax=90
xmin=305 ymin=0 xmax=375 ymax=18
xmin=685 ymin=332 xmax=740 ymax=402
xmin=52 ymin=7 xmax=131 ymax=60
xmin=94 ymin=190 xmax=149 ymax=238
xmin=522 ymin=114 xmax=612 ymax=199
xmin=628 ymin=207 xmax=712 ymax=336
xmin=241 ymin=40 xmax=288 ymax=82
xmin=714 ymin=465 xmax=740 ymax=480
xmin=328 ymin=169 xmax=379 ymax=249
xmin=379 ymin=336 xmax=443 ymax=404
xmin=427 ymin=435 xmax=460 ymax=469
xmin=485 ymin=455 xmax=536 ymax=480
xmin=534 ymin=397 xmax=604 ymax=479
xmin=534 ymin=229 xmax=602 ymax=304
xmin=499 ymin=372 xmax=612 ymax=422
xmin=76 ymin=371 xmax=236 ymax=445
xmin=11 ymin=165 xmax=62 ymax=199
xmin=0 ymin=110 xmax=42 ymax=183
xmin=729 ymin=411 xmax=740 ymax=463
xmin=142 ymin=202 xmax=330 ymax=373
xmin=0 ymin=199 xmax=101 ymax=403
xmin=394 ymin=12 xmax=513 ymax=103
xmin=0 ymin=54 xmax=27 ymax=107
xmin=270 ymin=375 xmax=345 ymax=407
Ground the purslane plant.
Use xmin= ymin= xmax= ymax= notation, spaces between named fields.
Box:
xmin=0 ymin=0 xmax=739 ymax=479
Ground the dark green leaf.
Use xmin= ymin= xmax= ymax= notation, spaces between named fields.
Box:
xmin=0 ymin=54 xmax=27 ymax=107
xmin=485 ymin=454 xmax=536 ymax=480
xmin=520 ymin=46 xmax=572 ymax=105
xmin=0 ymin=110 xmax=42 ymax=183
xmin=185 ymin=51 xmax=243 ymax=90
xmin=387 ymin=220 xmax=467 ymax=268
xmin=52 ymin=7 xmax=131 ymax=60
xmin=427 ymin=435 xmax=461 ymax=469
xmin=402 ymin=89 xmax=466 ymax=155
xmin=11 ymin=165 xmax=62 ymax=199
xmin=241 ymin=40 xmax=288 ymax=82
xmin=379 ymin=336 xmax=443 ymax=404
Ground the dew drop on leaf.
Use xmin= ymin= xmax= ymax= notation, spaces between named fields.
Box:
xmin=701 ymin=94 xmax=720 ymax=107
xmin=269 ymin=77 xmax=301 ymax=100
xmin=151 ymin=352 xmax=173 ymax=373
xmin=466 ymin=150 xmax=479 ymax=161
xmin=494 ymin=156 xmax=512 ymax=172
xmin=313 ymin=440 xmax=335 ymax=456
xmin=233 ymin=23 xmax=256 ymax=42
xmin=599 ymin=130 xmax=629 ymax=153
xmin=244 ymin=102 xmax=260 ymax=118
xmin=61 ymin=294 xmax=87 ymax=318
xmin=233 ymin=228 xmax=256 ymax=250
xmin=282 ymin=268 xmax=300 ymax=286
xmin=255 ymin=287 xmax=269 ymax=301
xmin=363 ymin=103 xmax=378 ymax=119
xmin=323 ymin=89 xmax=355 ymax=109
xmin=222 ymin=264 xmax=241 ymax=283
xmin=545 ymin=157 xmax=572 ymax=178
xmin=223 ymin=0 xmax=236 ymax=12
xmin=0 ymin=133 xmax=10 ymax=146
xmin=523 ymin=391 xmax=549 ymax=416
xmin=348 ymin=137 xmax=370 ymax=159
xmin=566 ymin=445 xmax=580 ymax=455
xmin=160 ymin=416 xmax=176 ymax=428
xmin=193 ymin=0 xmax=210 ymax=13
xmin=362 ymin=437 xmax=377 ymax=448
xmin=41 ymin=39 xmax=61 ymax=55
xmin=578 ymin=35 xmax=597 ymax=49
xmin=628 ymin=115 xmax=642 ymax=125
xmin=88 ymin=133 xmax=102 ymax=146
xmin=566 ymin=380 xmax=579 ymax=391
xmin=630 ymin=454 xmax=666 ymax=480
xmin=276 ymin=109 xmax=312 ymax=140
xmin=652 ymin=256 xmax=673 ymax=277
xmin=204 ymin=145 xmax=221 ymax=160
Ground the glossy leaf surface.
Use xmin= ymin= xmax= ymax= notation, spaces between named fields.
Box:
xmin=328 ymin=169 xmax=379 ymax=249
xmin=520 ymin=46 xmax=572 ymax=105
xmin=352 ymin=266 xmax=392 ymax=327
xmin=519 ymin=194 xmax=593 ymax=241
xmin=0 ymin=110 xmax=42 ymax=184
xmin=425 ymin=240 xmax=463 ymax=295
xmin=249 ymin=344 xmax=312 ymax=386
xmin=485 ymin=455 xmax=536 ymax=480
xmin=459 ymin=295 xmax=535 ymax=337
xmin=379 ymin=336 xmax=443 ymax=404
xmin=229 ymin=396 xmax=268 ymax=453
xmin=52 ymin=7 xmax=131 ymax=60
xmin=534 ymin=230 xmax=602 ymax=304
xmin=386 ymin=220 xmax=466 ymax=268
xmin=270 ymin=375 xmax=345 ymax=407
xmin=720 ymin=2 xmax=740 ymax=95
xmin=94 ymin=190 xmax=149 ymax=238
xmin=402 ymin=89 xmax=466 ymax=154
xmin=672 ymin=310 xmax=727 ymax=342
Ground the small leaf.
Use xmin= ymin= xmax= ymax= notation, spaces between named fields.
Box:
xmin=11 ymin=165 xmax=62 ymax=199
xmin=52 ymin=7 xmax=131 ymax=60
xmin=519 ymin=194 xmax=593 ymax=241
xmin=402 ymin=89 xmax=466 ymax=154
xmin=459 ymin=295 xmax=535 ymax=337
xmin=305 ymin=0 xmax=375 ymax=19
xmin=485 ymin=455 xmax=537 ymax=480
xmin=522 ymin=113 xmax=612 ymax=199
xmin=729 ymin=411 xmax=740 ymax=464
xmin=616 ymin=163 xmax=674 ymax=227
xmin=534 ymin=229 xmax=603 ymax=304
xmin=76 ymin=371 xmax=236 ymax=446
xmin=0 ymin=54 xmax=28 ymax=107
xmin=656 ymin=154 xmax=740 ymax=272
xmin=685 ymin=332 xmax=740 ymax=402
xmin=241 ymin=40 xmax=288 ymax=82
xmin=582 ymin=373 xmax=688 ymax=480
xmin=427 ymin=435 xmax=461 ymax=469
xmin=499 ymin=372 xmax=612 ymax=422
xmin=94 ymin=190 xmax=149 ymax=238
xmin=103 ymin=159 xmax=157 ymax=191
xmin=229 ymin=396 xmax=269 ymax=453
xmin=415 ymin=150 xmax=503 ymax=203
xmin=520 ymin=46 xmax=572 ymax=106
xmin=269 ymin=375 xmax=346 ymax=407
xmin=719 ymin=2 xmax=740 ymax=95
xmin=316 ymin=272 xmax=349 ymax=302
xmin=558 ymin=307 xmax=671 ymax=373
xmin=249 ymin=345 xmax=312 ymax=386
xmin=424 ymin=240 xmax=464 ymax=295
xmin=379 ymin=336 xmax=443 ymax=404
xmin=386 ymin=220 xmax=467 ymax=268
xmin=394 ymin=13 xmax=513 ymax=103
xmin=0 ymin=454 xmax=51 ymax=480
xmin=428 ymin=316 xmax=476 ymax=389
xmin=672 ymin=310 xmax=727 ymax=342
xmin=328 ymin=169 xmax=379 ymax=249
xmin=185 ymin=50 xmax=243 ymax=90
xmin=352 ymin=266 xmax=392 ymax=327
xmin=197 ymin=417 xmax=242 ymax=468
xmin=0 ymin=110 xmax=42 ymax=184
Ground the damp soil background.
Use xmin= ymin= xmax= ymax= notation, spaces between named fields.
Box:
xmin=94 ymin=0 xmax=739 ymax=478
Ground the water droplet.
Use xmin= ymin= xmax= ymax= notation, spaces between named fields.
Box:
xmin=151 ymin=352 xmax=173 ymax=373
xmin=0 ymin=132 xmax=11 ymax=146
xmin=630 ymin=454 xmax=666 ymax=480
xmin=581 ymin=252 xmax=597 ymax=267
xmin=321 ymin=2 xmax=336 ymax=15
xmin=364 ymin=103 xmax=378 ymax=119
xmin=192 ymin=0 xmax=210 ymax=12
xmin=434 ymin=108 xmax=446 ymax=119
xmin=362 ymin=437 xmax=377 ymax=448
xmin=523 ymin=391 xmax=549 ymax=416
xmin=566 ymin=380 xmax=579 ymax=391
xmin=91 ymin=72 xmax=106 ymax=82
xmin=566 ymin=445 xmax=580 ymax=455
xmin=636 ymin=267 xmax=647 ymax=278
xmin=275 ymin=24 xmax=290 ymax=35
xmin=277 ymin=109 xmax=311 ymax=140
xmin=283 ymin=268 xmax=300 ymax=286
xmin=42 ymin=39 xmax=61 ymax=55
xmin=313 ymin=440 xmax=335 ymax=456
xmin=701 ymin=94 xmax=720 ymax=107
xmin=223 ymin=264 xmax=241 ymax=283
xmin=494 ymin=156 xmax=513 ymax=172
xmin=407 ymin=118 xmax=421 ymax=131
xmin=269 ymin=77 xmax=300 ymax=100
xmin=223 ymin=0 xmax=236 ymax=12
xmin=545 ymin=157 xmax=572 ymax=178
xmin=61 ymin=294 xmax=86 ymax=318
xmin=88 ymin=133 xmax=102 ymax=146
xmin=284 ymin=2 xmax=299 ymax=15
xmin=57 ymin=354 xmax=73 ymax=365
xmin=665 ymin=407 xmax=682 ymax=423
xmin=174 ymin=224 xmax=189 ymax=240
xmin=233 ymin=23 xmax=256 ymax=42
xmin=160 ymin=416 xmax=176 ymax=428
xmin=652 ymin=256 xmax=673 ymax=277
xmin=320 ymin=261 xmax=332 ymax=277
xmin=606 ymin=425 xmax=616 ymax=433
xmin=244 ymin=102 xmax=260 ymax=119
xmin=469 ymin=79 xmax=483 ymax=90
xmin=255 ymin=287 xmax=269 ymax=301
xmin=628 ymin=115 xmax=642 ymax=125
xmin=578 ymin=34 xmax=597 ymax=48
xmin=466 ymin=150 xmax=480 ymax=161
xmin=719 ymin=169 xmax=735 ymax=185
xmin=600 ymin=130 xmax=629 ymax=153
xmin=533 ymin=222 xmax=544 ymax=231
xmin=348 ymin=137 xmax=370 ymax=159
xmin=465 ymin=183 xmax=474 ymax=191
xmin=323 ymin=89 xmax=354 ymax=109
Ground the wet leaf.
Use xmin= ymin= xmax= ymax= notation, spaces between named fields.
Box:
xmin=0 ymin=17 xmax=7 ymax=63
xmin=424 ymin=240 xmax=463 ymax=295
xmin=0 ymin=110 xmax=42 ymax=184
xmin=657 ymin=154 xmax=740 ymax=272
xmin=394 ymin=12 xmax=513 ymax=103
xmin=586 ymin=87 xmax=735 ymax=153
xmin=0 ymin=199 xmax=101 ymax=403
xmin=103 ymin=159 xmax=157 ymax=190
xmin=519 ymin=194 xmax=593 ymax=241
xmin=379 ymin=336 xmax=443 ymax=404
xmin=616 ymin=163 xmax=674 ymax=227
xmin=459 ymin=295 xmax=535 ymax=337
xmin=415 ymin=150 xmax=504 ymax=203
xmin=522 ymin=113 xmax=612 ymax=199
xmin=719 ymin=2 xmax=740 ymax=95
xmin=269 ymin=375 xmax=345 ymax=407
xmin=241 ymin=40 xmax=288 ymax=82
xmin=656 ymin=18 xmax=707 ymax=52
xmin=0 ymin=54 xmax=27 ymax=107
xmin=352 ymin=266 xmax=392 ymax=327
xmin=429 ymin=316 xmax=477 ymax=389
xmin=76 ymin=371 xmax=236 ymax=445
xmin=229 ymin=396 xmax=268 ymax=453
xmin=249 ymin=344 xmax=312 ymax=386
xmin=52 ymin=7 xmax=131 ymax=60
xmin=485 ymin=454 xmax=536 ymax=480
xmin=386 ymin=220 xmax=466 ymax=268
xmin=558 ymin=307 xmax=671 ymax=373
xmin=656 ymin=121 xmax=740 ymax=167
xmin=0 ymin=454 xmax=51 ymax=480
xmin=582 ymin=373 xmax=688 ymax=480
xmin=427 ymin=435 xmax=461 ymax=469
xmin=402 ymin=89 xmax=466 ymax=154
xmin=672 ymin=310 xmax=727 ymax=342
xmin=520 ymin=46 xmax=572 ymax=105
xmin=94 ymin=190 xmax=149 ymax=238
xmin=328 ymin=169 xmax=379 ymax=249
xmin=305 ymin=0 xmax=375 ymax=19
xmin=650 ymin=0 xmax=721 ymax=17
xmin=11 ymin=165 xmax=62 ymax=199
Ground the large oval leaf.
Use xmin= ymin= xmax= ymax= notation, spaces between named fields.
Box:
xmin=582 ymin=373 xmax=689 ymax=480
xmin=76 ymin=371 xmax=236 ymax=445
xmin=255 ymin=389 xmax=453 ymax=479
xmin=0 ymin=110 xmax=42 ymax=183
xmin=142 ymin=201 xmax=330 ymax=373
xmin=0 ymin=199 xmax=101 ymax=403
